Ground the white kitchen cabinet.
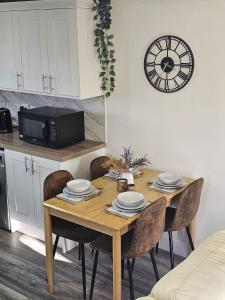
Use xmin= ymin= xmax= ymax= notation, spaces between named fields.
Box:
xmin=46 ymin=9 xmax=79 ymax=97
xmin=19 ymin=10 xmax=49 ymax=93
xmin=0 ymin=11 xmax=22 ymax=90
xmin=5 ymin=151 xmax=35 ymax=227
xmin=5 ymin=146 xmax=105 ymax=250
xmin=5 ymin=150 xmax=59 ymax=232
xmin=0 ymin=1 xmax=101 ymax=99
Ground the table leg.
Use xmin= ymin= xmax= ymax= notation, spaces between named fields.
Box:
xmin=113 ymin=231 xmax=122 ymax=300
xmin=44 ymin=206 xmax=54 ymax=293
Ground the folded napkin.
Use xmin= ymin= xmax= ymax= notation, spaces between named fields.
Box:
xmin=106 ymin=206 xmax=138 ymax=218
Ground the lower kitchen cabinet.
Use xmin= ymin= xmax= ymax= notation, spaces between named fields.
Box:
xmin=5 ymin=147 xmax=105 ymax=251
xmin=5 ymin=150 xmax=59 ymax=233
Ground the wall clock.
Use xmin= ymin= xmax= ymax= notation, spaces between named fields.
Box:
xmin=144 ymin=35 xmax=194 ymax=93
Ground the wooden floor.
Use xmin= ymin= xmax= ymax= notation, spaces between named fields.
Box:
xmin=0 ymin=229 xmax=183 ymax=300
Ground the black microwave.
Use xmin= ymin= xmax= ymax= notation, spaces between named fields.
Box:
xmin=18 ymin=106 xmax=85 ymax=148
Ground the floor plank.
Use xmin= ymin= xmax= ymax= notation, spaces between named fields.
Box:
xmin=0 ymin=229 xmax=183 ymax=300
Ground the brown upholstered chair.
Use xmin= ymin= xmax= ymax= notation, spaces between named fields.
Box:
xmin=89 ymin=197 xmax=167 ymax=300
xmin=157 ymin=177 xmax=204 ymax=270
xmin=44 ymin=170 xmax=100 ymax=300
xmin=90 ymin=156 xmax=110 ymax=181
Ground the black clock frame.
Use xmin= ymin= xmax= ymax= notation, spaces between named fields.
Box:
xmin=144 ymin=35 xmax=195 ymax=93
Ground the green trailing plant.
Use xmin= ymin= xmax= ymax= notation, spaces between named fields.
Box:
xmin=92 ymin=0 xmax=116 ymax=98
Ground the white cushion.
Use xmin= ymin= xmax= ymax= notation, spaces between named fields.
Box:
xmin=149 ymin=230 xmax=225 ymax=300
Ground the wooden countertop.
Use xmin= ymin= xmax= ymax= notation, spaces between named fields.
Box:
xmin=0 ymin=130 xmax=106 ymax=162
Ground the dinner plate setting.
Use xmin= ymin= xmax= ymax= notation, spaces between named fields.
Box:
xmin=150 ymin=172 xmax=186 ymax=193
xmin=57 ymin=179 xmax=100 ymax=203
xmin=112 ymin=192 xmax=148 ymax=213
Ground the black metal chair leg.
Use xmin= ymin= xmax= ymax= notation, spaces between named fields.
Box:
xmin=186 ymin=225 xmax=195 ymax=251
xmin=155 ymin=242 xmax=159 ymax=255
xmin=91 ymin=249 xmax=94 ymax=256
xmin=131 ymin=258 xmax=136 ymax=273
xmin=168 ymin=231 xmax=174 ymax=269
xmin=149 ymin=249 xmax=160 ymax=282
xmin=78 ymin=243 xmax=81 ymax=261
xmin=80 ymin=243 xmax=86 ymax=299
xmin=89 ymin=250 xmax=99 ymax=300
xmin=122 ymin=259 xmax=125 ymax=279
xmin=127 ymin=259 xmax=135 ymax=300
xmin=53 ymin=235 xmax=60 ymax=259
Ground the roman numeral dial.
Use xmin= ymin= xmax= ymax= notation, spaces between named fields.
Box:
xmin=144 ymin=35 xmax=194 ymax=93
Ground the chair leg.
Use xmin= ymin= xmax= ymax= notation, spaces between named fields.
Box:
xmin=131 ymin=258 xmax=136 ymax=273
xmin=80 ymin=243 xmax=86 ymax=299
xmin=168 ymin=231 xmax=174 ymax=269
xmin=122 ymin=259 xmax=125 ymax=279
xmin=149 ymin=249 xmax=159 ymax=282
xmin=53 ymin=235 xmax=60 ymax=259
xmin=78 ymin=243 xmax=81 ymax=261
xmin=91 ymin=249 xmax=94 ymax=256
xmin=186 ymin=225 xmax=195 ymax=251
xmin=89 ymin=250 xmax=99 ymax=300
xmin=127 ymin=259 xmax=135 ymax=300
xmin=155 ymin=242 xmax=159 ymax=255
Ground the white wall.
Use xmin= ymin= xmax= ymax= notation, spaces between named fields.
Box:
xmin=107 ymin=0 xmax=225 ymax=256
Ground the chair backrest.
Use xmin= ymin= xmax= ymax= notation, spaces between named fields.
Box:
xmin=126 ymin=197 xmax=167 ymax=258
xmin=169 ymin=177 xmax=204 ymax=231
xmin=90 ymin=156 xmax=110 ymax=180
xmin=44 ymin=170 xmax=73 ymax=201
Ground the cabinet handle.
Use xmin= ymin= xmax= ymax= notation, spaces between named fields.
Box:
xmin=31 ymin=158 xmax=35 ymax=175
xmin=25 ymin=157 xmax=30 ymax=173
xmin=42 ymin=74 xmax=49 ymax=91
xmin=17 ymin=73 xmax=23 ymax=89
xmin=49 ymin=75 xmax=56 ymax=92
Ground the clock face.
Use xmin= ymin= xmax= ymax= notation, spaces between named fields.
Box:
xmin=144 ymin=35 xmax=194 ymax=93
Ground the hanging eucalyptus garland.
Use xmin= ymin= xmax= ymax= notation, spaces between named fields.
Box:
xmin=92 ymin=0 xmax=116 ymax=98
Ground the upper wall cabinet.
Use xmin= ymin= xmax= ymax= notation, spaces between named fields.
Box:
xmin=0 ymin=12 xmax=22 ymax=90
xmin=0 ymin=0 xmax=101 ymax=99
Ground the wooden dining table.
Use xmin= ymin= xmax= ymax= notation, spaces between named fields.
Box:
xmin=43 ymin=168 xmax=194 ymax=300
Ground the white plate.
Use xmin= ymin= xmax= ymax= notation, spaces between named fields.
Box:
xmin=112 ymin=199 xmax=147 ymax=211
xmin=117 ymin=191 xmax=144 ymax=207
xmin=158 ymin=172 xmax=182 ymax=185
xmin=63 ymin=185 xmax=95 ymax=196
xmin=154 ymin=179 xmax=185 ymax=189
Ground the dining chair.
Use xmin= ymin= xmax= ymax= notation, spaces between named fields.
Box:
xmin=44 ymin=170 xmax=100 ymax=300
xmin=90 ymin=156 xmax=110 ymax=180
xmin=157 ymin=177 xmax=204 ymax=269
xmin=89 ymin=197 xmax=167 ymax=300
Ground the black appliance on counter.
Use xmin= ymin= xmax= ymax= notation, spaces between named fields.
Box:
xmin=18 ymin=106 xmax=85 ymax=148
xmin=0 ymin=149 xmax=10 ymax=231
xmin=0 ymin=108 xmax=12 ymax=133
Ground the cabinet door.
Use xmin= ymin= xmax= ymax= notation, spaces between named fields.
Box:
xmin=5 ymin=150 xmax=34 ymax=227
xmin=0 ymin=11 xmax=22 ymax=90
xmin=46 ymin=9 xmax=79 ymax=97
xmin=32 ymin=156 xmax=59 ymax=230
xmin=19 ymin=10 xmax=49 ymax=93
